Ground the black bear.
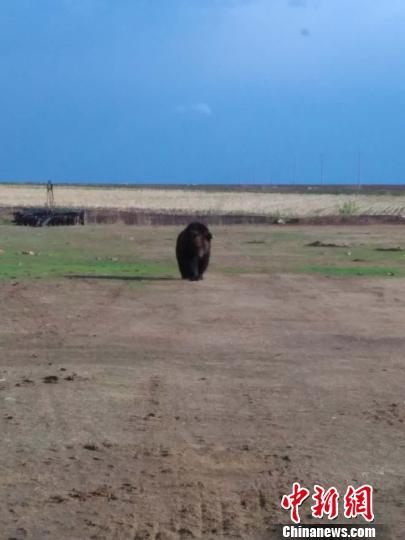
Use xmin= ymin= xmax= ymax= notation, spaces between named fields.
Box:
xmin=176 ymin=222 xmax=213 ymax=281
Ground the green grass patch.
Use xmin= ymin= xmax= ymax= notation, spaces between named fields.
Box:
xmin=299 ymin=265 xmax=403 ymax=277
xmin=338 ymin=200 xmax=359 ymax=215
xmin=0 ymin=225 xmax=178 ymax=281
xmin=0 ymin=251 xmax=176 ymax=280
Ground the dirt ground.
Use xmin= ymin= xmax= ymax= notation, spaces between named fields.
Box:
xmin=0 ymin=226 xmax=404 ymax=539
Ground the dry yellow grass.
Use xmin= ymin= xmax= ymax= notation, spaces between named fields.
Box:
xmin=1 ymin=184 xmax=405 ymax=217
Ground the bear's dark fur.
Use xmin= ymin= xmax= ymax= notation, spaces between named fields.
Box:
xmin=176 ymin=222 xmax=213 ymax=281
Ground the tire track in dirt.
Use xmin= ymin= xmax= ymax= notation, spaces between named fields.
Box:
xmin=128 ymin=375 xmax=160 ymax=539
xmin=120 ymin=278 xmax=286 ymax=539
xmin=126 ymin=285 xmax=216 ymax=539
xmin=9 ymin=377 xmax=105 ymax=539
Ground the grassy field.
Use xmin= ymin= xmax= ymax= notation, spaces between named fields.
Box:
xmin=2 ymin=184 xmax=405 ymax=217
xmin=1 ymin=224 xmax=405 ymax=280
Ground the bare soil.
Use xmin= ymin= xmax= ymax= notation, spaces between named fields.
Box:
xmin=0 ymin=227 xmax=404 ymax=539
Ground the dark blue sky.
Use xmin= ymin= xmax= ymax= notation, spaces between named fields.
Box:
xmin=1 ymin=0 xmax=405 ymax=184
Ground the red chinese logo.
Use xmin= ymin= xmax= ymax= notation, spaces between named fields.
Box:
xmin=281 ymin=483 xmax=374 ymax=523
xmin=344 ymin=485 xmax=374 ymax=522
xmin=311 ymin=485 xmax=339 ymax=520
xmin=281 ymin=482 xmax=310 ymax=524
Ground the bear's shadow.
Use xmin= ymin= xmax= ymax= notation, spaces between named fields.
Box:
xmin=65 ymin=275 xmax=178 ymax=282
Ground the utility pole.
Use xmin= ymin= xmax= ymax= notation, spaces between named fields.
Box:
xmin=292 ymin=157 xmax=297 ymax=185
xmin=320 ymin=154 xmax=325 ymax=185
xmin=357 ymin=152 xmax=362 ymax=189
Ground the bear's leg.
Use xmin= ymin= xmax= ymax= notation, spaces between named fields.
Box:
xmin=198 ymin=253 xmax=210 ymax=279
xmin=188 ymin=257 xmax=200 ymax=281
xmin=177 ymin=259 xmax=188 ymax=279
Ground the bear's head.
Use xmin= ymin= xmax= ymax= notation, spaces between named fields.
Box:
xmin=188 ymin=223 xmax=212 ymax=257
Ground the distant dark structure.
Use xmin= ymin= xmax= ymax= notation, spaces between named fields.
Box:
xmin=13 ymin=181 xmax=85 ymax=227
xmin=46 ymin=180 xmax=55 ymax=209
xmin=13 ymin=209 xmax=85 ymax=227
xmin=176 ymin=222 xmax=212 ymax=281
